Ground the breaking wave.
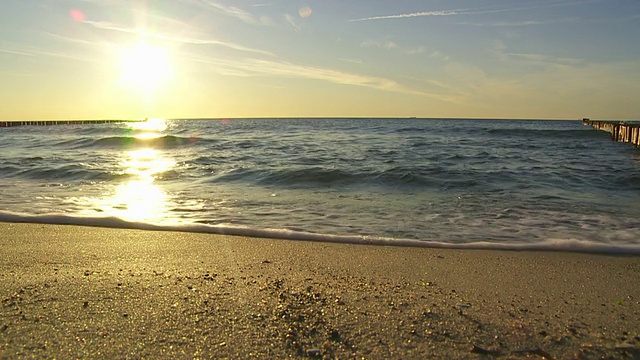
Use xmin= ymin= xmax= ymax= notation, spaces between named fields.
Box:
xmin=1 ymin=211 xmax=639 ymax=255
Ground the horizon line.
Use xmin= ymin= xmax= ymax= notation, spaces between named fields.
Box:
xmin=0 ymin=116 xmax=613 ymax=122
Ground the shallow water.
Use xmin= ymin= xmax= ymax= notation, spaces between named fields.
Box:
xmin=1 ymin=118 xmax=640 ymax=253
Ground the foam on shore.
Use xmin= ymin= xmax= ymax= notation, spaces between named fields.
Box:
xmin=1 ymin=211 xmax=639 ymax=255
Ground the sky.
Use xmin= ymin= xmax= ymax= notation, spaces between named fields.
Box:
xmin=1 ymin=0 xmax=639 ymax=120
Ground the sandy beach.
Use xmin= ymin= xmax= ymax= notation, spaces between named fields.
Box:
xmin=1 ymin=222 xmax=639 ymax=359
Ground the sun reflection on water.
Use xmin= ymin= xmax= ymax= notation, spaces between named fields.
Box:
xmin=93 ymin=147 xmax=177 ymax=223
xmin=120 ymin=148 xmax=174 ymax=179
xmin=125 ymin=118 xmax=168 ymax=140
xmin=129 ymin=118 xmax=167 ymax=132
xmin=109 ymin=178 xmax=168 ymax=222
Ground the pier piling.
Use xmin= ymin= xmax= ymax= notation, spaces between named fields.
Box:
xmin=582 ymin=118 xmax=640 ymax=148
xmin=0 ymin=119 xmax=145 ymax=128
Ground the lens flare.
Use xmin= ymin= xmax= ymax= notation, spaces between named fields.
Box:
xmin=299 ymin=6 xmax=312 ymax=18
xmin=70 ymin=9 xmax=85 ymax=22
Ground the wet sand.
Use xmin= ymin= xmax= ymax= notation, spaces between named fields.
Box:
xmin=1 ymin=222 xmax=639 ymax=359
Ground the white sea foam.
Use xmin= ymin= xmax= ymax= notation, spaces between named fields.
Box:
xmin=1 ymin=211 xmax=639 ymax=255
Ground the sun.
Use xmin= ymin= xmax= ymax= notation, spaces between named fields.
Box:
xmin=118 ymin=42 xmax=173 ymax=94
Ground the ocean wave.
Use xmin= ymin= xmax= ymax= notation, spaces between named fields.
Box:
xmin=613 ymin=173 xmax=640 ymax=188
xmin=208 ymin=167 xmax=363 ymax=187
xmin=206 ymin=166 xmax=422 ymax=187
xmin=486 ymin=128 xmax=609 ymax=139
xmin=1 ymin=211 xmax=639 ymax=255
xmin=376 ymin=167 xmax=437 ymax=186
xmin=0 ymin=164 xmax=137 ymax=182
xmin=0 ymin=165 xmax=22 ymax=177
xmin=83 ymin=135 xmax=201 ymax=149
xmin=257 ymin=168 xmax=357 ymax=186
xmin=391 ymin=127 xmax=429 ymax=134
xmin=203 ymin=165 xmax=492 ymax=189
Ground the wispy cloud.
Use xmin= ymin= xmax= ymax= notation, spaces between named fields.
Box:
xmin=504 ymin=52 xmax=584 ymax=66
xmin=360 ymin=39 xmax=397 ymax=50
xmin=136 ymin=11 xmax=200 ymax=30
xmin=284 ymin=13 xmax=299 ymax=30
xmin=44 ymin=33 xmax=100 ymax=47
xmin=350 ymin=10 xmax=462 ymax=22
xmin=189 ymin=55 xmax=455 ymax=100
xmin=0 ymin=46 xmax=96 ymax=62
xmin=83 ymin=20 xmax=274 ymax=56
xmin=359 ymin=41 xmax=449 ymax=61
xmin=0 ymin=70 xmax=35 ymax=77
xmin=406 ymin=46 xmax=426 ymax=55
xmin=430 ymin=50 xmax=450 ymax=61
xmin=490 ymin=40 xmax=584 ymax=67
xmin=349 ymin=1 xmax=600 ymax=22
xmin=0 ymin=48 xmax=34 ymax=57
xmin=197 ymin=0 xmax=272 ymax=26
xmin=340 ymin=58 xmax=364 ymax=64
xmin=456 ymin=20 xmax=544 ymax=27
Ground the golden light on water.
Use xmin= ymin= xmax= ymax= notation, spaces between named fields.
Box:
xmin=120 ymin=148 xmax=174 ymax=179
xmin=109 ymin=178 xmax=169 ymax=222
xmin=92 ymin=147 xmax=176 ymax=223
xmin=129 ymin=118 xmax=168 ymax=133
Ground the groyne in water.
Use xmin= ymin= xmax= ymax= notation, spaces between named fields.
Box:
xmin=0 ymin=119 xmax=143 ymax=127
xmin=583 ymin=118 xmax=640 ymax=148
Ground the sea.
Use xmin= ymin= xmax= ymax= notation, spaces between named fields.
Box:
xmin=1 ymin=118 xmax=640 ymax=254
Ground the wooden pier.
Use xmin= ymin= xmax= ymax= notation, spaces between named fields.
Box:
xmin=582 ymin=118 xmax=640 ymax=148
xmin=0 ymin=119 xmax=143 ymax=128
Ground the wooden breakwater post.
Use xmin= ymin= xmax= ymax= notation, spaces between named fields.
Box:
xmin=0 ymin=119 xmax=146 ymax=128
xmin=582 ymin=118 xmax=640 ymax=148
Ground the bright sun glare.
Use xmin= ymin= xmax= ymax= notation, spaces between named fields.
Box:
xmin=90 ymin=148 xmax=176 ymax=223
xmin=129 ymin=118 xmax=168 ymax=135
xmin=119 ymin=42 xmax=173 ymax=94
